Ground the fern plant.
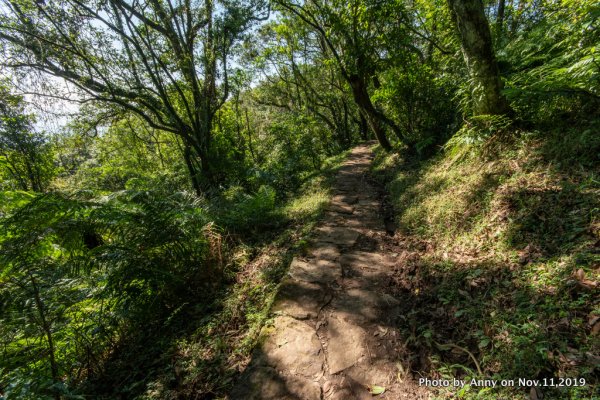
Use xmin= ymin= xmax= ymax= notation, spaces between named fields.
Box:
xmin=502 ymin=0 xmax=600 ymax=123
xmin=0 ymin=190 xmax=223 ymax=399
xmin=443 ymin=114 xmax=514 ymax=162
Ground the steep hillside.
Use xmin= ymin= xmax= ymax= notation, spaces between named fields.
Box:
xmin=371 ymin=128 xmax=599 ymax=399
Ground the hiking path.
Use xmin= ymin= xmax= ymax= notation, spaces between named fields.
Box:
xmin=231 ymin=144 xmax=429 ymax=400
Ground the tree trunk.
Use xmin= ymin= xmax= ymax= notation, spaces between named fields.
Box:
xmin=244 ymin=109 xmax=258 ymax=163
xmin=183 ymin=147 xmax=203 ymax=196
xmin=427 ymin=21 xmax=438 ymax=61
xmin=342 ymin=101 xmax=350 ymax=146
xmin=29 ymin=273 xmax=60 ymax=400
xmin=348 ymin=76 xmax=392 ymax=151
xmin=448 ymin=0 xmax=512 ymax=116
xmin=359 ymin=113 xmax=369 ymax=141
xmin=496 ymin=0 xmax=506 ymax=38
xmin=25 ymin=160 xmax=40 ymax=192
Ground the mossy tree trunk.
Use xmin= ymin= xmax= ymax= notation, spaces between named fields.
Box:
xmin=348 ymin=76 xmax=393 ymax=151
xmin=448 ymin=0 xmax=512 ymax=116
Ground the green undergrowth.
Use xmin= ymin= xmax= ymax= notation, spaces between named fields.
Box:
xmin=126 ymin=150 xmax=348 ymax=399
xmin=371 ymin=127 xmax=599 ymax=399
xmin=0 ymin=149 xmax=348 ymax=400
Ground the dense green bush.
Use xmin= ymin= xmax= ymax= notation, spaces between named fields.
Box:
xmin=375 ymin=64 xmax=459 ymax=153
xmin=502 ymin=0 xmax=600 ymax=126
xmin=212 ymin=184 xmax=280 ymax=234
xmin=0 ymin=85 xmax=55 ymax=192
xmin=0 ymin=190 xmax=223 ymax=399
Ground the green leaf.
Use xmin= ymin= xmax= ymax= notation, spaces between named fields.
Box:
xmin=369 ymin=385 xmax=385 ymax=395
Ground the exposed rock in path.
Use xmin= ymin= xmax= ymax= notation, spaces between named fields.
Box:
xmin=326 ymin=375 xmax=372 ymax=400
xmin=272 ymin=279 xmax=329 ymax=320
xmin=315 ymin=226 xmax=360 ymax=247
xmin=327 ymin=202 xmax=355 ymax=214
xmin=308 ymin=243 xmax=340 ymax=261
xmin=340 ymin=251 xmax=393 ymax=282
xmin=339 ymin=251 xmax=391 ymax=270
xmin=332 ymin=194 xmax=359 ymax=205
xmin=335 ymin=216 xmax=384 ymax=230
xmin=330 ymin=288 xmax=397 ymax=324
xmin=260 ymin=316 xmax=324 ymax=378
xmin=230 ymin=366 xmax=321 ymax=400
xmin=325 ymin=315 xmax=366 ymax=374
xmin=288 ymin=258 xmax=341 ymax=284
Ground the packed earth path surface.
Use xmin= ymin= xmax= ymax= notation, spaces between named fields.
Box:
xmin=230 ymin=144 xmax=430 ymax=399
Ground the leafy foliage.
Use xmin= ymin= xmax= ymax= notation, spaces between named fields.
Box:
xmin=0 ymin=84 xmax=54 ymax=192
xmin=0 ymin=0 xmax=598 ymax=398
xmin=502 ymin=0 xmax=600 ymax=125
xmin=214 ymin=184 xmax=278 ymax=233
xmin=0 ymin=190 xmax=222 ymax=398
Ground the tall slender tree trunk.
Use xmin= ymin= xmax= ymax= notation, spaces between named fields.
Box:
xmin=359 ymin=113 xmax=369 ymax=141
xmin=342 ymin=101 xmax=350 ymax=146
xmin=496 ymin=0 xmax=506 ymax=37
xmin=28 ymin=273 xmax=60 ymax=400
xmin=448 ymin=0 xmax=512 ymax=116
xmin=25 ymin=161 xmax=40 ymax=192
xmin=427 ymin=21 xmax=438 ymax=61
xmin=244 ymin=109 xmax=257 ymax=163
xmin=183 ymin=146 xmax=203 ymax=195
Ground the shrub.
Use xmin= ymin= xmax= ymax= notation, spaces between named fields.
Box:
xmin=0 ymin=190 xmax=223 ymax=399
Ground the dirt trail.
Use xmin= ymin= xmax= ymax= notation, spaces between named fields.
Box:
xmin=230 ymin=145 xmax=429 ymax=399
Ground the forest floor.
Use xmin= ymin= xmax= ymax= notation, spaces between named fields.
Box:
xmin=230 ymin=144 xmax=431 ymax=399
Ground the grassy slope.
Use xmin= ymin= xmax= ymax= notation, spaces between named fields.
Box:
xmin=371 ymin=131 xmax=599 ymax=399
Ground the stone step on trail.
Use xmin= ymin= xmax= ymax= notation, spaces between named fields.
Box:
xmin=315 ymin=226 xmax=360 ymax=247
xmin=271 ymin=278 xmax=330 ymax=320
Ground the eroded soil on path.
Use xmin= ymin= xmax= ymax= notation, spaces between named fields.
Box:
xmin=230 ymin=145 xmax=430 ymax=400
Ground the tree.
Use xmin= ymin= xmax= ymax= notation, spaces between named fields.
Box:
xmin=273 ymin=0 xmax=421 ymax=151
xmin=447 ymin=0 xmax=512 ymax=115
xmin=495 ymin=0 xmax=506 ymax=41
xmin=0 ymin=85 xmax=54 ymax=192
xmin=250 ymin=20 xmax=359 ymax=150
xmin=0 ymin=0 xmax=268 ymax=194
